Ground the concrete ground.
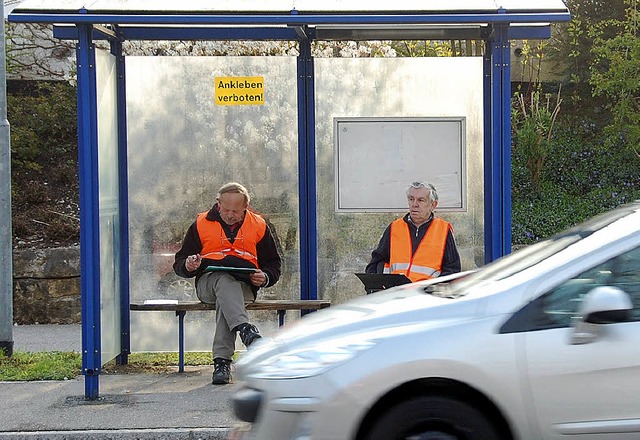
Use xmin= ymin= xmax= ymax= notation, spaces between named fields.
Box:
xmin=1 ymin=324 xmax=240 ymax=440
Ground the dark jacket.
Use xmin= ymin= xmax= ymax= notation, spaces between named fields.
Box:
xmin=366 ymin=213 xmax=461 ymax=277
xmin=174 ymin=204 xmax=281 ymax=296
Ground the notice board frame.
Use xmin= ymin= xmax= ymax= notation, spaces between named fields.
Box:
xmin=334 ymin=116 xmax=466 ymax=213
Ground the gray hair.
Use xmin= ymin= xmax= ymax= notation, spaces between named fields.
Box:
xmin=406 ymin=181 xmax=438 ymax=202
xmin=217 ymin=182 xmax=251 ymax=205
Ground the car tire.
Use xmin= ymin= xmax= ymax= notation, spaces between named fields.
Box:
xmin=159 ymin=273 xmax=196 ymax=300
xmin=363 ymin=396 xmax=500 ymax=440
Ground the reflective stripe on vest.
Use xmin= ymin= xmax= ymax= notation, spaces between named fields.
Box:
xmin=195 ymin=210 xmax=267 ymax=267
xmin=384 ymin=217 xmax=450 ymax=282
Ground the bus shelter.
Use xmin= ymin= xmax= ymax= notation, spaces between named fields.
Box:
xmin=9 ymin=0 xmax=570 ymax=398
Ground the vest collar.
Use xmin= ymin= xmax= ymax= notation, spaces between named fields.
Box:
xmin=405 ymin=212 xmax=434 ymax=230
xmin=206 ymin=203 xmax=246 ymax=234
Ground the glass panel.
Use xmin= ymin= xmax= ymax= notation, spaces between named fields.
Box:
xmin=126 ymin=56 xmax=298 ymax=351
xmin=95 ymin=48 xmax=121 ymax=363
xmin=315 ymin=57 xmax=484 ymax=303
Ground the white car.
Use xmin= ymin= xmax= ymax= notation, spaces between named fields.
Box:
xmin=231 ymin=201 xmax=640 ymax=440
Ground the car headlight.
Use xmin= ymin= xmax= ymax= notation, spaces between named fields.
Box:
xmin=249 ymin=337 xmax=376 ymax=379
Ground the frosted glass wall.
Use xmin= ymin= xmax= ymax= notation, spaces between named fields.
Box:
xmin=314 ymin=57 xmax=484 ymax=305
xmin=95 ymin=48 xmax=122 ymax=362
xmin=125 ymin=55 xmax=484 ymax=352
xmin=126 ymin=56 xmax=299 ymax=351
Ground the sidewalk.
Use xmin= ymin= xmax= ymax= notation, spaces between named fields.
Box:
xmin=1 ymin=325 xmax=238 ymax=439
xmin=12 ymin=324 xmax=82 ymax=352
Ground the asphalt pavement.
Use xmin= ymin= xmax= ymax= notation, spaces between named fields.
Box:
xmin=1 ymin=325 xmax=239 ymax=439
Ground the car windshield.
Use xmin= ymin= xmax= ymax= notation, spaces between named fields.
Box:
xmin=445 ymin=204 xmax=638 ymax=297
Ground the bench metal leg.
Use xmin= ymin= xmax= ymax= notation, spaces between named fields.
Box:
xmin=176 ymin=310 xmax=186 ymax=373
xmin=276 ymin=309 xmax=321 ymax=327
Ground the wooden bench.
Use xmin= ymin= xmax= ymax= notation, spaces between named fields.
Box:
xmin=130 ymin=299 xmax=331 ymax=372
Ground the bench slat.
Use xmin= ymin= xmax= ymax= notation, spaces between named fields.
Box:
xmin=130 ymin=299 xmax=331 ymax=312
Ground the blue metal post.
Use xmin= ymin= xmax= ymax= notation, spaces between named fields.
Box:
xmin=483 ymin=22 xmax=512 ymax=263
xmin=177 ymin=311 xmax=185 ymax=373
xmin=296 ymin=35 xmax=318 ymax=303
xmin=112 ymin=30 xmax=132 ymax=367
xmin=483 ymin=38 xmax=494 ymax=263
xmin=499 ymin=25 xmax=513 ymax=257
xmin=296 ymin=39 xmax=308 ymax=301
xmin=77 ymin=23 xmax=102 ymax=399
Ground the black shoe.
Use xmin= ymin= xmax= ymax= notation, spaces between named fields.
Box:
xmin=235 ymin=323 xmax=262 ymax=347
xmin=212 ymin=358 xmax=232 ymax=385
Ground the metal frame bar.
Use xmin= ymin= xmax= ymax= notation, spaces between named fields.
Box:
xmin=76 ymin=24 xmax=101 ymax=399
xmin=483 ymin=23 xmax=512 ymax=263
xmin=303 ymin=39 xmax=317 ymax=304
xmin=54 ymin=24 xmax=552 ymax=42
xmin=296 ymin=35 xmax=318 ymax=303
xmin=483 ymin=40 xmax=493 ymax=263
xmin=499 ymin=25 xmax=513 ymax=259
xmin=54 ymin=25 xmax=301 ymax=41
xmin=113 ymin=29 xmax=132 ymax=368
xmin=177 ymin=311 xmax=186 ymax=373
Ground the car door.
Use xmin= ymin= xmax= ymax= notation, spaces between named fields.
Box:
xmin=519 ymin=244 xmax=640 ymax=439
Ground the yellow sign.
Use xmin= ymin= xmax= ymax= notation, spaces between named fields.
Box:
xmin=215 ymin=76 xmax=264 ymax=106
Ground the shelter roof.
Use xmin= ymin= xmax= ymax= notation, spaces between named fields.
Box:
xmin=10 ymin=1 xmax=569 ymax=24
xmin=11 ymin=0 xmax=569 ymax=14
xmin=9 ymin=1 xmax=570 ymax=41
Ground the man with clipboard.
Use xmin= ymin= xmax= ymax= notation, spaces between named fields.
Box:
xmin=174 ymin=182 xmax=281 ymax=384
xmin=363 ymin=181 xmax=460 ymax=293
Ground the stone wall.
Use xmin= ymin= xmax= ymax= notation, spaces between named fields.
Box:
xmin=12 ymin=247 xmax=81 ymax=325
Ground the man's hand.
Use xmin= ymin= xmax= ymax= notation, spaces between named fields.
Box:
xmin=249 ymin=269 xmax=267 ymax=287
xmin=185 ymin=254 xmax=202 ymax=272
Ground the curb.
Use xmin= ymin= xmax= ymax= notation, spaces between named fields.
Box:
xmin=0 ymin=428 xmax=231 ymax=440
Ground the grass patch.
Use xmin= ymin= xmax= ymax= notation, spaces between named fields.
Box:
xmin=0 ymin=351 xmax=82 ymax=381
xmin=102 ymin=352 xmax=213 ymax=374
xmin=0 ymin=351 xmax=213 ymax=381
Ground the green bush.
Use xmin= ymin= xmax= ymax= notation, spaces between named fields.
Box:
xmin=9 ymin=81 xmax=79 ymax=246
xmin=512 ymin=126 xmax=640 ymax=244
xmin=543 ymin=128 xmax=640 ymax=195
xmin=8 ymin=81 xmax=77 ymax=178
xmin=512 ymin=185 xmax=593 ymax=244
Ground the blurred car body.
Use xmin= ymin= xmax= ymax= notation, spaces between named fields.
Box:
xmin=231 ymin=201 xmax=640 ymax=440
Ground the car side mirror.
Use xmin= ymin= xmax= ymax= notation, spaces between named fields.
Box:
xmin=571 ymin=286 xmax=632 ymax=345
xmin=580 ymin=286 xmax=632 ymax=323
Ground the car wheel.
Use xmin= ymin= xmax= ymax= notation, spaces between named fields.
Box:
xmin=364 ymin=396 xmax=500 ymax=440
xmin=160 ymin=274 xmax=196 ymax=300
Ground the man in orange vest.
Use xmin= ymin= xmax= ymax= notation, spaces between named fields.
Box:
xmin=174 ymin=182 xmax=281 ymax=384
xmin=366 ymin=181 xmax=460 ymax=284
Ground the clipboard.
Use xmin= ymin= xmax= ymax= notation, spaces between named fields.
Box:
xmin=355 ymin=273 xmax=411 ymax=293
xmin=205 ymin=265 xmax=257 ymax=274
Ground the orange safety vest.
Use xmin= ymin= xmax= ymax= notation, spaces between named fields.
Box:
xmin=384 ymin=217 xmax=451 ymax=282
xmin=195 ymin=210 xmax=267 ymax=268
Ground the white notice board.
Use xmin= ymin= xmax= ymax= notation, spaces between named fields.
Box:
xmin=335 ymin=117 xmax=466 ymax=212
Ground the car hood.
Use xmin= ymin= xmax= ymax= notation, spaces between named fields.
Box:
xmin=236 ymin=274 xmax=491 ymax=372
